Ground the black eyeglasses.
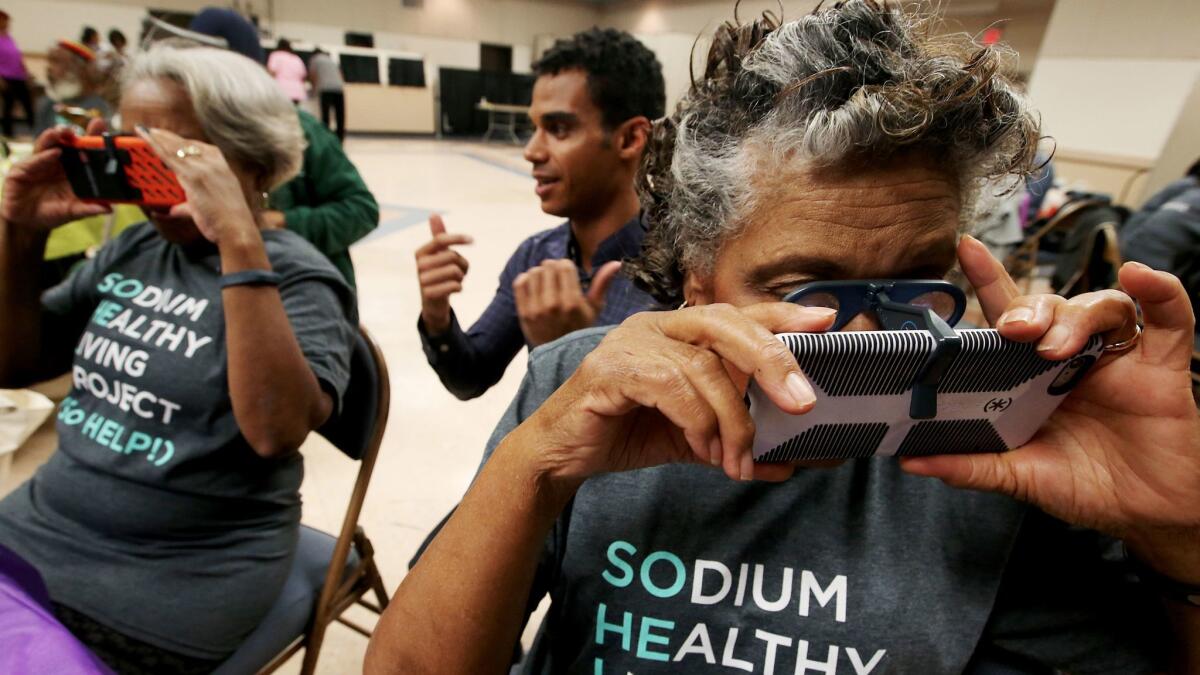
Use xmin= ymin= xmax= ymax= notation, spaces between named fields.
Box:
xmin=784 ymin=279 xmax=967 ymax=419
xmin=782 ymin=280 xmax=966 ymax=332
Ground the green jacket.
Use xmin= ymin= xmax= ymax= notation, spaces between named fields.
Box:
xmin=270 ymin=110 xmax=378 ymax=288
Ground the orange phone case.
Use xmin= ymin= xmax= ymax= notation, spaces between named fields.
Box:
xmin=63 ymin=135 xmax=186 ymax=207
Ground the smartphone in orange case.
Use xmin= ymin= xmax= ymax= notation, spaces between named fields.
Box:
xmin=59 ymin=134 xmax=186 ymax=207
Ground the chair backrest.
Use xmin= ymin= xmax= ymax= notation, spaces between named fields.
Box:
xmin=310 ymin=324 xmax=390 ymax=634
xmin=317 ymin=326 xmax=386 ymax=460
xmin=1051 ymin=205 xmax=1125 ymax=296
xmin=1004 ymin=197 xmax=1107 ymax=287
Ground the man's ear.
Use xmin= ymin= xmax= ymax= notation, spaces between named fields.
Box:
xmin=614 ymin=116 xmax=651 ymax=161
xmin=683 ymin=269 xmax=713 ymax=307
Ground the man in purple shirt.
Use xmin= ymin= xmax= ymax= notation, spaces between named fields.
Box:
xmin=415 ymin=29 xmax=666 ymax=400
xmin=0 ymin=12 xmax=32 ymax=138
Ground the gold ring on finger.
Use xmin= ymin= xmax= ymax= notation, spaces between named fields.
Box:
xmin=1102 ymin=324 xmax=1142 ymax=354
xmin=175 ymin=144 xmax=202 ymax=159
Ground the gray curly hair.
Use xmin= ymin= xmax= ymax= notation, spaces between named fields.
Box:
xmin=122 ymin=44 xmax=305 ymax=191
xmin=628 ymin=0 xmax=1040 ymax=306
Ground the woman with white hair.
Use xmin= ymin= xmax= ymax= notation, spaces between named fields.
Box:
xmin=0 ymin=44 xmax=356 ymax=673
xmin=367 ymin=2 xmax=1199 ymax=673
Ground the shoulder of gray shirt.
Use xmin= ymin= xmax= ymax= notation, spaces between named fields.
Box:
xmin=107 ymin=223 xmax=357 ymax=319
xmin=528 ymin=325 xmax=612 ymax=381
xmin=479 ymin=326 xmax=613 ymax=468
xmin=262 ymin=228 xmax=359 ymax=319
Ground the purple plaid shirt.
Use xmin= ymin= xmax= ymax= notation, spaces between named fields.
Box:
xmin=419 ymin=215 xmax=656 ymax=400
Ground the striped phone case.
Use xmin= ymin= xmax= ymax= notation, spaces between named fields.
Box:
xmin=748 ymin=329 xmax=1104 ymax=461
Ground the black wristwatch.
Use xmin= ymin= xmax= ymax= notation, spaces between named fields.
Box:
xmin=220 ymin=269 xmax=281 ymax=289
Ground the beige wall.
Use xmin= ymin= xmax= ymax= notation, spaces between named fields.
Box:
xmin=602 ymin=1 xmax=1051 ymax=68
xmin=1142 ymin=76 xmax=1200 ymax=200
xmin=604 ymin=0 xmax=816 ymax=35
xmin=1028 ymin=0 xmax=1200 ymax=205
xmin=6 ymin=0 xmax=598 ymax=134
xmin=939 ymin=7 xmax=1052 ymax=78
xmin=604 ymin=0 xmax=1048 ymax=63
xmin=599 ymin=1 xmax=1052 ymax=113
xmin=1037 ymin=0 xmax=1200 ymax=60
xmin=343 ymin=84 xmax=437 ymax=134
xmin=9 ymin=0 xmax=600 ymax=51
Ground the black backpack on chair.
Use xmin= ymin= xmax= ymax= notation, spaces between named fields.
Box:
xmin=1048 ymin=196 xmax=1129 ymax=297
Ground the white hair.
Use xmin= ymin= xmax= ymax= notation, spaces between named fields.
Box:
xmin=122 ymin=44 xmax=305 ymax=190
xmin=629 ymin=0 xmax=1038 ymax=306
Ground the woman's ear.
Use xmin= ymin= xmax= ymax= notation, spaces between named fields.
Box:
xmin=235 ymin=168 xmax=271 ymax=212
xmin=683 ymin=270 xmax=713 ymax=307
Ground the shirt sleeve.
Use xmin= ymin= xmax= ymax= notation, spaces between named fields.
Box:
xmin=276 ymin=118 xmax=379 ymax=258
xmin=1119 ymin=182 xmax=1200 ymax=274
xmin=972 ymin=509 xmax=1167 ymax=674
xmin=418 ymin=244 xmax=529 ymax=400
xmin=277 ymin=273 xmax=356 ymax=412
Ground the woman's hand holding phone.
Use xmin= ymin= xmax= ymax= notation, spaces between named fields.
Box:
xmin=504 ymin=303 xmax=835 ymax=488
xmin=134 ymin=125 xmax=259 ymax=247
xmin=904 ymin=235 xmax=1200 ymax=585
xmin=1 ymin=121 xmax=112 ymax=232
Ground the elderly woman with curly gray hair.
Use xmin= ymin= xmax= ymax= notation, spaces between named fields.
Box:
xmin=0 ymin=44 xmax=356 ymax=673
xmin=368 ymin=2 xmax=1200 ymax=673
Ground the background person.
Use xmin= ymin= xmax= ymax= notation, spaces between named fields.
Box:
xmin=264 ymin=109 xmax=378 ymax=287
xmin=97 ymin=28 xmax=127 ymax=107
xmin=1120 ymin=159 xmax=1200 ymax=330
xmin=187 ymin=6 xmax=265 ymax=64
xmin=187 ymin=13 xmax=379 ymax=287
xmin=0 ymin=44 xmax=356 ymax=674
xmin=0 ymin=11 xmax=32 ymax=138
xmin=308 ymin=46 xmax=345 ymax=142
xmin=33 ymin=39 xmax=109 ymax=136
xmin=79 ymin=26 xmax=99 ymax=52
xmin=416 ymin=28 xmax=664 ymax=400
xmin=103 ymin=28 xmax=127 ymax=61
xmin=368 ymin=3 xmax=1200 ymax=673
xmin=267 ymin=37 xmax=307 ymax=105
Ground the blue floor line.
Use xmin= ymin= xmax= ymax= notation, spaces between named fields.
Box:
xmin=454 ymin=151 xmax=530 ymax=179
xmin=357 ymin=203 xmax=438 ymax=245
xmin=353 ymin=145 xmax=529 ymax=246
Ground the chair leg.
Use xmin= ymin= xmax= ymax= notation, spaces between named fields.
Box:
xmin=370 ymin=563 xmax=390 ymax=611
xmin=299 ymin=620 xmax=330 ymax=675
xmin=354 ymin=528 xmax=391 ymax=611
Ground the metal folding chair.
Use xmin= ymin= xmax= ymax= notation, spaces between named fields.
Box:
xmin=216 ymin=325 xmax=391 ymax=675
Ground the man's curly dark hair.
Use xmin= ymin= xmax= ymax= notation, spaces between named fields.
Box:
xmin=534 ymin=28 xmax=666 ymax=129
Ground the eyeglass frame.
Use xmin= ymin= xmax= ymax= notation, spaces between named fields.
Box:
xmin=781 ymin=279 xmax=967 ymax=419
xmin=781 ymin=279 xmax=967 ymax=332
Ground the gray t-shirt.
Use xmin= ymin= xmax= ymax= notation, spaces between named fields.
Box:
xmin=482 ymin=327 xmax=1166 ymax=675
xmin=309 ymin=52 xmax=344 ymax=93
xmin=0 ymin=223 xmax=356 ymax=658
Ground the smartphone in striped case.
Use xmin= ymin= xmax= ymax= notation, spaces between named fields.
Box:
xmin=748 ymin=329 xmax=1104 ymax=461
